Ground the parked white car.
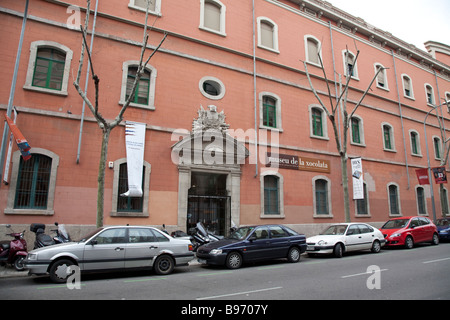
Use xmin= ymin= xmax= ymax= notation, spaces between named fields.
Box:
xmin=306 ymin=223 xmax=386 ymax=258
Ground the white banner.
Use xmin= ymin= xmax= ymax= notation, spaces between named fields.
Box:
xmin=121 ymin=121 xmax=146 ymax=197
xmin=351 ymin=158 xmax=364 ymax=200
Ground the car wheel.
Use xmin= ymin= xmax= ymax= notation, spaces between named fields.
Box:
xmin=49 ymin=259 xmax=76 ymax=283
xmin=154 ymin=255 xmax=174 ymax=275
xmin=431 ymin=233 xmax=439 ymax=245
xmin=371 ymin=240 xmax=381 ymax=253
xmin=287 ymin=247 xmax=301 ymax=263
xmin=405 ymin=236 xmax=414 ymax=249
xmin=333 ymin=243 xmax=343 ymax=258
xmin=226 ymin=252 xmax=242 ymax=269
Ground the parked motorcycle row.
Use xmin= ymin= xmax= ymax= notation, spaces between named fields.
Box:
xmin=0 ymin=222 xmax=71 ymax=271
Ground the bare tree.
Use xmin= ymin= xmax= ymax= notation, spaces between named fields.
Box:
xmin=73 ymin=0 xmax=167 ymax=227
xmin=303 ymin=48 xmax=385 ymax=222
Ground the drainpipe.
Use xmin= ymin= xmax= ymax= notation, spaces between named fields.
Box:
xmin=252 ymin=0 xmax=258 ymax=178
xmin=391 ymin=50 xmax=410 ymax=189
xmin=0 ymin=0 xmax=29 ymax=185
xmin=76 ymin=0 xmax=99 ymax=164
xmin=434 ymin=70 xmax=447 ymax=155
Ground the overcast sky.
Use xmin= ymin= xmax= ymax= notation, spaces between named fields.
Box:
xmin=328 ymin=0 xmax=450 ymax=51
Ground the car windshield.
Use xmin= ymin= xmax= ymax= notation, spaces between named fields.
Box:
xmin=382 ymin=219 xmax=409 ymax=229
xmin=229 ymin=227 xmax=255 ymax=240
xmin=76 ymin=228 xmax=103 ymax=242
xmin=320 ymin=225 xmax=348 ymax=235
xmin=436 ymin=219 xmax=449 ymax=227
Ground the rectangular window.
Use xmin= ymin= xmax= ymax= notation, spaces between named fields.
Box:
xmin=263 ymin=97 xmax=276 ymax=128
xmin=117 ymin=163 xmax=145 ymax=212
xmin=411 ymin=133 xmax=418 ymax=155
xmin=351 ymin=118 xmax=361 ymax=144
xmin=383 ymin=126 xmax=392 ymax=150
xmin=312 ymin=109 xmax=323 ymax=137
xmin=260 ymin=21 xmax=274 ymax=49
xmin=15 ymin=155 xmax=52 ymax=209
xmin=32 ymin=48 xmax=65 ymax=91
xmin=315 ymin=179 xmax=328 ymax=215
xmin=204 ymin=1 xmax=221 ymax=31
xmin=126 ymin=67 xmax=150 ymax=105
xmin=264 ymin=176 xmax=279 ymax=215
xmin=389 ymin=185 xmax=400 ymax=215
xmin=417 ymin=188 xmax=426 ymax=215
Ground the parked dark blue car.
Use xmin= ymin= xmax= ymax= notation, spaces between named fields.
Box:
xmin=196 ymin=225 xmax=307 ymax=269
xmin=436 ymin=218 xmax=450 ymax=241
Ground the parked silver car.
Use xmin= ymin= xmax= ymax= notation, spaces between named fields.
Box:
xmin=25 ymin=226 xmax=195 ymax=283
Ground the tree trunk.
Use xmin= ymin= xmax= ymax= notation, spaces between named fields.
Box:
xmin=96 ymin=128 xmax=110 ymax=228
xmin=340 ymin=154 xmax=351 ymax=222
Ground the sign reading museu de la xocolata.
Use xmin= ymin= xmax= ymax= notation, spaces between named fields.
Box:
xmin=266 ymin=153 xmax=331 ymax=174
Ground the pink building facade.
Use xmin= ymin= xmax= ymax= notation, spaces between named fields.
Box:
xmin=1 ymin=0 xmax=449 ymax=238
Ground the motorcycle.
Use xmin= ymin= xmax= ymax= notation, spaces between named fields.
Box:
xmin=30 ymin=222 xmax=71 ymax=249
xmin=190 ymin=222 xmax=222 ymax=252
xmin=162 ymin=224 xmax=193 ymax=242
xmin=0 ymin=225 xmax=27 ymax=271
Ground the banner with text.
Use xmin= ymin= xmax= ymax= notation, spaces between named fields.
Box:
xmin=121 ymin=121 xmax=146 ymax=198
xmin=351 ymin=158 xmax=364 ymax=200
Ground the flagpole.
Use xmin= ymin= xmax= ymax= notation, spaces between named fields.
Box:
xmin=0 ymin=0 xmax=29 ymax=185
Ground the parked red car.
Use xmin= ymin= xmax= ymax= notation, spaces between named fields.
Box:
xmin=380 ymin=216 xmax=439 ymax=249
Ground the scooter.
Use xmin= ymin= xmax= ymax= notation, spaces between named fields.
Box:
xmin=190 ymin=222 xmax=222 ymax=252
xmin=0 ymin=225 xmax=27 ymax=271
xmin=30 ymin=222 xmax=71 ymax=249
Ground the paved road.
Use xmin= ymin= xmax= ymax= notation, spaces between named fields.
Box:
xmin=0 ymin=242 xmax=449 ymax=302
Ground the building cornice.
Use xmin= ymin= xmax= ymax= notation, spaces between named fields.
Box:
xmin=280 ymin=0 xmax=450 ymax=76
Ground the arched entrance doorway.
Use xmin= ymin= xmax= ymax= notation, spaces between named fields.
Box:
xmin=171 ymin=106 xmax=249 ymax=236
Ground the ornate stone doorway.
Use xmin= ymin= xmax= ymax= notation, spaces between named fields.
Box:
xmin=171 ymin=106 xmax=249 ymax=234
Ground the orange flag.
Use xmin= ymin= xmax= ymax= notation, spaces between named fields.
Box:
xmin=4 ymin=113 xmax=31 ymax=161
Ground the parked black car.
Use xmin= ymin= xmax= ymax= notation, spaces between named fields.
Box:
xmin=196 ymin=225 xmax=306 ymax=269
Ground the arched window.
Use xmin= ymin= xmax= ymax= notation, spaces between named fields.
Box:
xmin=257 ymin=17 xmax=279 ymax=52
xmin=120 ymin=61 xmax=157 ymax=110
xmin=425 ymin=84 xmax=435 ymax=105
xmin=402 ymin=74 xmax=414 ymax=99
xmin=374 ymin=63 xmax=388 ymax=90
xmin=387 ymin=183 xmax=401 ymax=216
xmin=313 ymin=176 xmax=332 ymax=217
xmin=5 ymin=148 xmax=59 ymax=216
xmin=200 ymin=0 xmax=226 ymax=36
xmin=305 ymin=35 xmax=321 ymax=65
xmin=415 ymin=186 xmax=427 ymax=215
xmin=24 ymin=41 xmax=73 ymax=96
xmin=259 ymin=92 xmax=282 ymax=131
xmin=260 ymin=171 xmax=284 ymax=218
xmin=342 ymin=50 xmax=358 ymax=79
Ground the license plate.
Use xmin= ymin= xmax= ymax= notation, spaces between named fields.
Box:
xmin=307 ymin=246 xmax=315 ymax=251
xmin=197 ymin=259 xmax=207 ymax=264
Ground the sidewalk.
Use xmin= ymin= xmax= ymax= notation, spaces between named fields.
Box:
xmin=0 ymin=265 xmax=29 ymax=279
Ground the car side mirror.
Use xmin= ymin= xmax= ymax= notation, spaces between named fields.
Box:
xmin=89 ymin=240 xmax=98 ymax=246
xmin=249 ymin=234 xmax=257 ymax=242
